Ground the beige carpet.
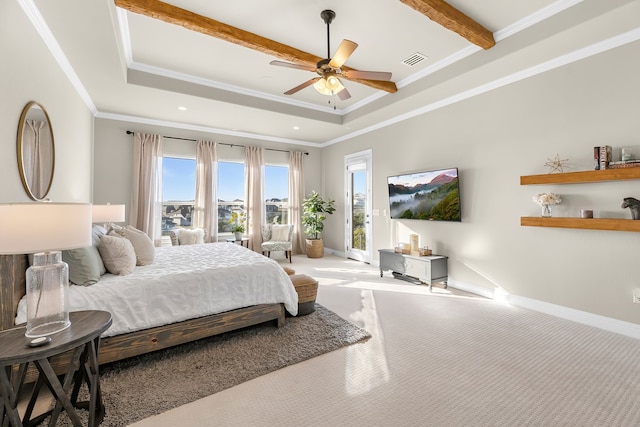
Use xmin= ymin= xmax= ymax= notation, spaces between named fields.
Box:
xmin=129 ymin=254 xmax=640 ymax=426
xmin=44 ymin=304 xmax=370 ymax=427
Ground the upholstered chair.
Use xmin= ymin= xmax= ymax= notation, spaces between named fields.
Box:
xmin=168 ymin=228 xmax=207 ymax=246
xmin=261 ymin=224 xmax=293 ymax=263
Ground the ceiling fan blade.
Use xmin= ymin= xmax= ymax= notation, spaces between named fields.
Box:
xmin=269 ymin=60 xmax=316 ymax=72
xmin=342 ymin=70 xmax=392 ymax=81
xmin=329 ymin=39 xmax=358 ymax=69
xmin=284 ymin=77 xmax=321 ymax=95
xmin=337 ymin=86 xmax=351 ymax=101
xmin=340 ymin=65 xmax=398 ymax=93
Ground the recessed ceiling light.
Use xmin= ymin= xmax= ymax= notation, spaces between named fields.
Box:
xmin=178 ymin=106 xmax=187 ymax=111
xmin=293 ymin=126 xmax=300 ymax=130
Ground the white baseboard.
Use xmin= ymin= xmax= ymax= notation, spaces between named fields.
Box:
xmin=507 ymin=294 xmax=640 ymax=340
xmin=335 ymin=251 xmax=640 ymax=340
xmin=324 ymin=248 xmax=345 ymax=258
xmin=446 ymin=279 xmax=495 ymax=300
xmin=448 ymin=280 xmax=640 ymax=339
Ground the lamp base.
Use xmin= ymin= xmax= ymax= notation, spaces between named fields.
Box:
xmin=25 ymin=251 xmax=71 ymax=338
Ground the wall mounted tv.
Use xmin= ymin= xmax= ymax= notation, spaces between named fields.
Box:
xmin=387 ymin=167 xmax=461 ymax=221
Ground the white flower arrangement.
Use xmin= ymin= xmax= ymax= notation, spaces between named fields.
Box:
xmin=533 ymin=193 xmax=561 ymax=206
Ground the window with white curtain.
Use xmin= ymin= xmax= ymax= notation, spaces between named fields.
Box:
xmin=161 ymin=153 xmax=287 ymax=235
xmin=265 ymin=165 xmax=289 ymax=225
xmin=162 ymin=157 xmax=196 ymax=235
xmin=218 ymin=161 xmax=245 ymax=234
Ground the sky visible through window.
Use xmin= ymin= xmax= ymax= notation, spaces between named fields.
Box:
xmin=353 ymin=170 xmax=366 ymax=194
xmin=163 ymin=158 xmax=289 ymax=201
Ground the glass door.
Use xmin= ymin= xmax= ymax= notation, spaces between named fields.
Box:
xmin=345 ymin=150 xmax=372 ymax=263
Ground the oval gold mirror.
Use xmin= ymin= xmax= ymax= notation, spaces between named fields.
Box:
xmin=16 ymin=101 xmax=55 ymax=201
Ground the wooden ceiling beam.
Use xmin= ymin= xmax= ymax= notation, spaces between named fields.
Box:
xmin=399 ymin=0 xmax=495 ymax=49
xmin=114 ymin=0 xmax=398 ymax=93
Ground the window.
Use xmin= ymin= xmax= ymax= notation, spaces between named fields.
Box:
xmin=161 ymin=158 xmax=287 ymax=236
xmin=218 ymin=161 xmax=245 ymax=233
xmin=265 ymin=165 xmax=289 ymax=225
xmin=162 ymin=157 xmax=196 ymax=235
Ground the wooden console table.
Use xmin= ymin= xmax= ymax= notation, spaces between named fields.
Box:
xmin=0 ymin=310 xmax=112 ymax=427
xmin=378 ymin=249 xmax=448 ymax=291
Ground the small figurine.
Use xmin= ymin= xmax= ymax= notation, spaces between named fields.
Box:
xmin=621 ymin=197 xmax=640 ymax=220
xmin=544 ymin=154 xmax=569 ymax=173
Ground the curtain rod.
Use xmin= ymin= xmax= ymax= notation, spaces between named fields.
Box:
xmin=125 ymin=131 xmax=309 ymax=155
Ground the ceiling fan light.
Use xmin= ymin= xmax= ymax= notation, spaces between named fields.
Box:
xmin=314 ymin=76 xmax=344 ymax=96
xmin=314 ymin=78 xmax=330 ymax=95
xmin=326 ymin=75 xmax=342 ymax=91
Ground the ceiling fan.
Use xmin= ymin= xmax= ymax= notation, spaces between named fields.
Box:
xmin=270 ymin=10 xmax=393 ymax=100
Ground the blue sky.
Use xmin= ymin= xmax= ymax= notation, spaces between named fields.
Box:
xmin=163 ymin=158 xmax=289 ymax=201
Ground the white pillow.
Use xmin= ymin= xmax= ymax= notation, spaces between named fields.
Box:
xmin=115 ymin=225 xmax=155 ymax=266
xmin=271 ymin=225 xmax=290 ymax=241
xmin=97 ymin=234 xmax=136 ymax=275
xmin=178 ymin=228 xmax=205 ymax=245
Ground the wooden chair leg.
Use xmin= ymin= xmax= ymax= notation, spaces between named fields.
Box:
xmin=288 ymin=251 xmax=292 ymax=263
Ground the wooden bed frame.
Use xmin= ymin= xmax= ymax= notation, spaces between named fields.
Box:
xmin=0 ymin=254 xmax=285 ymax=381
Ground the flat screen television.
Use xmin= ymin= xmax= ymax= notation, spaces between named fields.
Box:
xmin=387 ymin=167 xmax=461 ymax=221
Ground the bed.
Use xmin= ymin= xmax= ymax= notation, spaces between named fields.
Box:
xmin=0 ymin=242 xmax=298 ymax=380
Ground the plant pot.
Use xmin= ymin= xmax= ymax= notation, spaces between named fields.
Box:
xmin=234 ymin=232 xmax=243 ymax=240
xmin=306 ymin=238 xmax=324 ymax=258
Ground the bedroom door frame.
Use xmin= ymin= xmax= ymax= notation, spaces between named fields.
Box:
xmin=344 ymin=149 xmax=372 ymax=263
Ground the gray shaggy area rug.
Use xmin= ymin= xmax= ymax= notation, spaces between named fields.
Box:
xmin=51 ymin=304 xmax=370 ymax=426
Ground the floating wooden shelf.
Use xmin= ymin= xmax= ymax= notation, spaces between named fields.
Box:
xmin=520 ymin=168 xmax=640 ymax=185
xmin=520 ymin=217 xmax=640 ymax=232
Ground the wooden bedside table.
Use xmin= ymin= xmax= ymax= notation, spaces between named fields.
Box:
xmin=0 ymin=310 xmax=112 ymax=427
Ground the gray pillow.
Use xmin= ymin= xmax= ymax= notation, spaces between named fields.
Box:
xmin=91 ymin=224 xmax=107 ymax=246
xmin=62 ymin=246 xmax=105 ymax=286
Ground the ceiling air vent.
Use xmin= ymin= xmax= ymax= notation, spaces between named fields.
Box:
xmin=401 ymin=52 xmax=428 ymax=67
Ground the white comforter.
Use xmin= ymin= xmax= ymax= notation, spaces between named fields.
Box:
xmin=16 ymin=242 xmax=298 ymax=337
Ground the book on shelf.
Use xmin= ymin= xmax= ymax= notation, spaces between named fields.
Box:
xmin=593 ymin=146 xmax=600 ymax=170
xmin=599 ymin=145 xmax=612 ymax=170
xmin=609 ymin=160 xmax=640 ymax=165
xmin=608 ymin=161 xmax=640 ymax=169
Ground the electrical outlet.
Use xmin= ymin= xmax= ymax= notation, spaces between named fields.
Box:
xmin=633 ymin=288 xmax=640 ymax=303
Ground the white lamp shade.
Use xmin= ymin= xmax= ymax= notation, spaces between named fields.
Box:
xmin=0 ymin=203 xmax=92 ymax=254
xmin=92 ymin=204 xmax=125 ymax=223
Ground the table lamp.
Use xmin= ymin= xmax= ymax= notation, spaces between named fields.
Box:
xmin=91 ymin=203 xmax=125 ymax=226
xmin=0 ymin=203 xmax=92 ymax=337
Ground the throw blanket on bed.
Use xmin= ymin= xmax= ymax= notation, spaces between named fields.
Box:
xmin=16 ymin=242 xmax=298 ymax=336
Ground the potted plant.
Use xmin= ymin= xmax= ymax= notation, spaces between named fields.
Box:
xmin=301 ymin=191 xmax=336 ymax=258
xmin=229 ymin=211 xmax=246 ymax=240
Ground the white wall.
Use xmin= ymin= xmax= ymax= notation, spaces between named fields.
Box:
xmin=0 ymin=0 xmax=93 ymax=203
xmin=93 ymin=118 xmax=323 ymax=221
xmin=321 ymin=40 xmax=640 ymax=325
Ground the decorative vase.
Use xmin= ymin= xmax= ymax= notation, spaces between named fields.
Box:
xmin=234 ymin=232 xmax=243 ymax=240
xmin=541 ymin=204 xmax=552 ymax=217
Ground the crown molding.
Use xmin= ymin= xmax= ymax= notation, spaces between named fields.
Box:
xmin=94 ymin=111 xmax=320 ymax=147
xmin=127 ymin=61 xmax=343 ymax=116
xmin=23 ymin=0 xmax=635 ymax=148
xmin=17 ymin=0 xmax=98 ymax=115
xmin=323 ymin=27 xmax=640 ymax=148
